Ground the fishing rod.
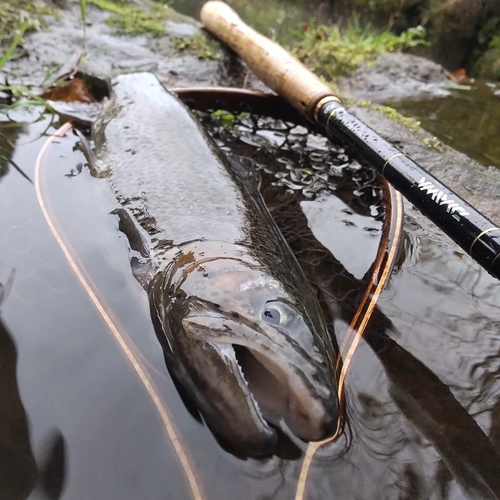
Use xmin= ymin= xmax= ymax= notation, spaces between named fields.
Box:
xmin=200 ymin=1 xmax=500 ymax=281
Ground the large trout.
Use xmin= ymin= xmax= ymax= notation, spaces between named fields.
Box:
xmin=91 ymin=73 xmax=339 ymax=457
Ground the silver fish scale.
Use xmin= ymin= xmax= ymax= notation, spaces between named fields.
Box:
xmin=93 ymin=73 xmax=247 ymax=250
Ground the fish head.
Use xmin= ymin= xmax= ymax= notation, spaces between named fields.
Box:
xmin=155 ymin=250 xmax=339 ymax=456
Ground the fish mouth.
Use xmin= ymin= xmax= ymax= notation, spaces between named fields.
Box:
xmin=183 ymin=314 xmax=338 ymax=448
xmin=227 ymin=343 xmax=337 ymax=442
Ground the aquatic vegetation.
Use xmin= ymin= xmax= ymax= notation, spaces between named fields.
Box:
xmin=88 ymin=0 xmax=191 ymax=37
xmin=208 ymin=109 xmax=250 ymax=127
xmin=210 ymin=109 xmax=236 ymax=126
xmin=292 ymin=21 xmax=429 ymax=78
xmin=171 ymin=33 xmax=221 ymax=60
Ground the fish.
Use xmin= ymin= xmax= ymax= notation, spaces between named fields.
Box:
xmin=91 ymin=72 xmax=339 ymax=457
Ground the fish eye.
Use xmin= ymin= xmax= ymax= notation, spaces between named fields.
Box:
xmin=261 ymin=304 xmax=289 ymax=326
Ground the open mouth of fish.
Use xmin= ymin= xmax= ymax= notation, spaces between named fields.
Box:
xmin=184 ymin=312 xmax=338 ymax=453
xmin=230 ymin=342 xmax=335 ymax=440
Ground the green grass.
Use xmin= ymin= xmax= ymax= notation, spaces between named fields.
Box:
xmin=88 ymin=0 xmax=189 ymax=37
xmin=0 ymin=84 xmax=55 ymax=115
xmin=171 ymin=33 xmax=221 ymax=60
xmin=0 ymin=1 xmax=62 ymax=118
xmin=78 ymin=0 xmax=87 ymax=49
xmin=292 ymin=21 xmax=429 ymax=78
xmin=0 ymin=22 xmax=28 ymax=71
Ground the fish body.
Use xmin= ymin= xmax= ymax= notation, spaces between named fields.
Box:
xmin=92 ymin=73 xmax=339 ymax=456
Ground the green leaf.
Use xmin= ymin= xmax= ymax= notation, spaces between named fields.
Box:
xmin=0 ymin=22 xmax=28 ymax=71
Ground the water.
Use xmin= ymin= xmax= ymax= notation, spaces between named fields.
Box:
xmin=0 ymin=108 xmax=381 ymax=499
xmin=386 ymin=80 xmax=500 ymax=169
xmin=1 ymin=98 xmax=500 ymax=499
xmin=0 ymin=115 xmax=196 ymax=498
xmin=199 ymin=109 xmax=500 ymax=498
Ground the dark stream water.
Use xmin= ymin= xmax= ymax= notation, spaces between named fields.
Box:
xmin=1 ymin=96 xmax=500 ymax=499
xmin=386 ymin=80 xmax=500 ymax=169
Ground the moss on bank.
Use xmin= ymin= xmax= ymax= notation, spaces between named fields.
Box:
xmin=171 ymin=33 xmax=221 ymax=61
xmin=291 ymin=22 xmax=428 ymax=79
xmin=88 ymin=0 xmax=192 ymax=37
xmin=358 ymin=100 xmax=422 ymax=132
xmin=356 ymin=100 xmax=443 ymax=151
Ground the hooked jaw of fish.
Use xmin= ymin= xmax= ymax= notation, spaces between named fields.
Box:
xmin=181 ymin=306 xmax=339 ymax=455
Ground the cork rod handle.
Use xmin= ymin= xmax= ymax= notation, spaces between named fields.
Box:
xmin=200 ymin=0 xmax=342 ymax=120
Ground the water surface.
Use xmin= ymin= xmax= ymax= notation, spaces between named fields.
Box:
xmin=387 ymin=80 xmax=500 ymax=169
xmin=0 ymin=103 xmax=500 ymax=499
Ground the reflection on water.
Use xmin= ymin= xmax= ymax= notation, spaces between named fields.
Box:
xmin=0 ymin=116 xmax=198 ymax=499
xmin=0 ymin=299 xmax=37 ymax=499
xmin=0 ymin=274 xmax=67 ymax=500
xmin=201 ymin=110 xmax=500 ymax=498
xmin=0 ymin=103 xmax=500 ymax=499
xmin=386 ymin=80 xmax=500 ymax=169
xmin=0 ymin=121 xmax=25 ymax=180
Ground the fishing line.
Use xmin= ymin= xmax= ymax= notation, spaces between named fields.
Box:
xmin=295 ymin=185 xmax=404 ymax=500
xmin=34 ymin=122 xmax=205 ymax=500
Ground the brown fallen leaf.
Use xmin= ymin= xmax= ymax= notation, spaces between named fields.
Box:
xmin=41 ymin=78 xmax=96 ymax=103
xmin=450 ymin=68 xmax=473 ymax=84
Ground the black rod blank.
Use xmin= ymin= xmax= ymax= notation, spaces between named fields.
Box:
xmin=317 ymin=99 xmax=500 ymax=280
